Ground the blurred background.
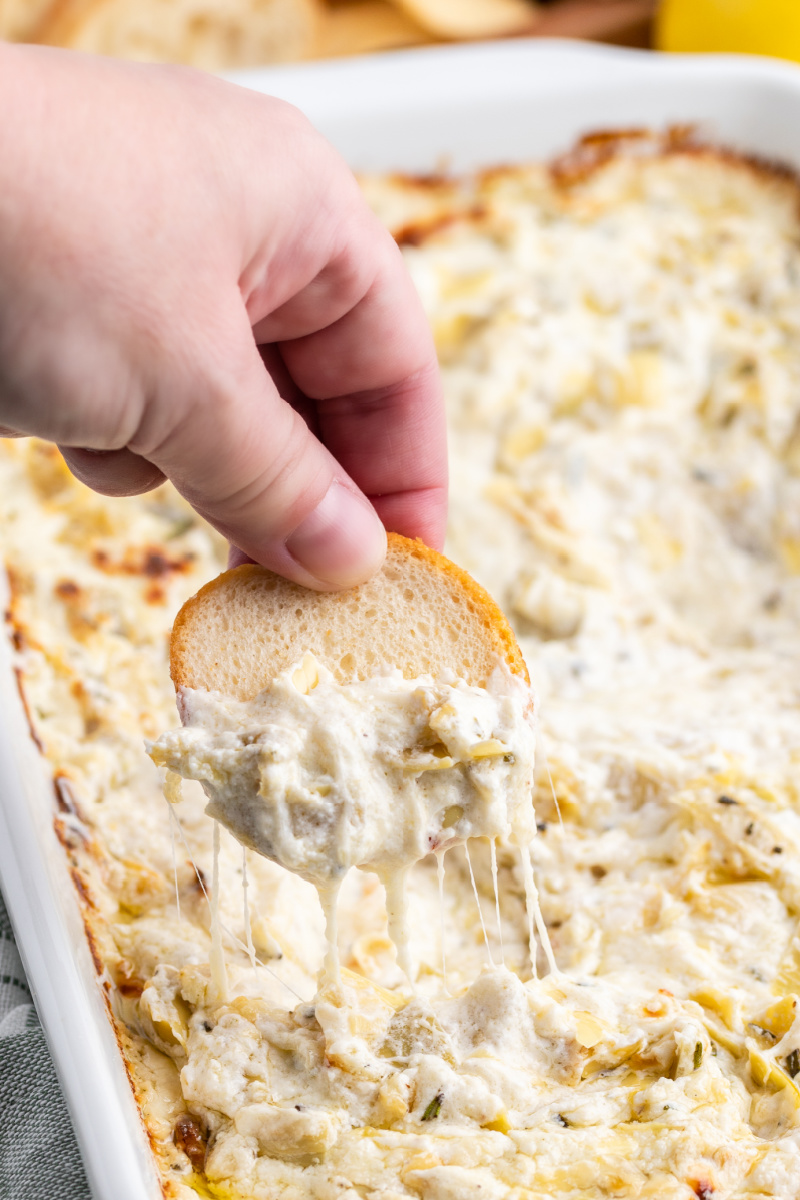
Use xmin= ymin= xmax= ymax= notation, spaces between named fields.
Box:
xmin=0 ymin=0 xmax=798 ymax=74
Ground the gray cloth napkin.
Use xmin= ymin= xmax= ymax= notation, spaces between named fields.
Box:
xmin=0 ymin=888 xmax=90 ymax=1200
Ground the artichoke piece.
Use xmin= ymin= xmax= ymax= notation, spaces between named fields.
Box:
xmin=139 ymin=965 xmax=192 ymax=1058
xmin=378 ymin=1000 xmax=457 ymax=1065
xmin=756 ymin=995 xmax=797 ymax=1039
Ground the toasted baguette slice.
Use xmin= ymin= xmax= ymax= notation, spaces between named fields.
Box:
xmin=0 ymin=0 xmax=55 ymax=42
xmin=316 ymin=1 xmax=430 ymax=59
xmin=171 ymin=533 xmax=528 ymax=701
xmin=35 ymin=0 xmax=319 ymax=69
xmin=390 ymin=0 xmax=537 ymax=39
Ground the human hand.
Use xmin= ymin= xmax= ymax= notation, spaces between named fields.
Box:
xmin=0 ymin=44 xmax=447 ymax=589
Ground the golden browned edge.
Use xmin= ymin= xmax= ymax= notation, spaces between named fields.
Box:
xmin=390 ymin=126 xmax=800 ymax=247
xmin=549 ymin=125 xmax=800 ymax=190
xmin=4 ymin=568 xmax=174 ymax=1199
xmin=170 ymin=530 xmax=529 ymax=691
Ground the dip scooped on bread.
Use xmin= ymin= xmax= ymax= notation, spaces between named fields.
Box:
xmin=149 ymin=534 xmax=544 ymax=982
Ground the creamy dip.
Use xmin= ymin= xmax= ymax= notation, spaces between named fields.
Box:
xmin=6 ymin=138 xmax=800 ymax=1200
xmin=149 ymin=654 xmax=538 ymax=979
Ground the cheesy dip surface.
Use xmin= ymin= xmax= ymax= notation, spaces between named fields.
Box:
xmin=148 ymin=658 xmax=538 ymax=981
xmin=3 ymin=131 xmax=800 ymax=1199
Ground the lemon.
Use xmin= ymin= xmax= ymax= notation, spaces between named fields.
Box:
xmin=656 ymin=0 xmax=800 ymax=62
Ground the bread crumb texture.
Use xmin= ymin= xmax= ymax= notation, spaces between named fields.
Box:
xmin=170 ymin=533 xmax=527 ymax=699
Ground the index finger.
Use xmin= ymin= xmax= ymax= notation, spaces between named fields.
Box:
xmin=257 ymin=226 xmax=448 ymax=550
xmin=314 ymin=362 xmax=447 ymax=551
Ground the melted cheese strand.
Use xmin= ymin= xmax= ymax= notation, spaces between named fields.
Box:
xmin=490 ymin=838 xmax=504 ymax=966
xmin=520 ymin=843 xmax=538 ymax=979
xmin=536 ymin=732 xmax=563 ymax=830
xmin=210 ymin=820 xmax=228 ymax=1003
xmin=521 ymin=843 xmax=558 ymax=977
xmin=436 ymin=849 xmax=449 ymax=995
xmin=166 ymin=801 xmax=182 ymax=925
xmin=380 ymin=868 xmax=413 ymax=982
xmin=317 ymin=880 xmax=342 ymax=984
xmin=241 ymin=846 xmax=257 ymax=971
xmin=161 ymin=770 xmax=184 ymax=922
xmin=535 ymin=900 xmax=558 ymax=977
xmin=169 ymin=807 xmax=303 ymax=1001
xmin=171 ymin=804 xmax=212 ymax=908
xmin=465 ymin=841 xmax=494 ymax=967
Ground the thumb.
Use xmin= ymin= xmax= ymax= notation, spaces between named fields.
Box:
xmin=138 ymin=339 xmax=387 ymax=591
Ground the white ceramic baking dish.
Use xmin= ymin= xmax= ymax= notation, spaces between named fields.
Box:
xmin=3 ymin=38 xmax=800 ymax=1200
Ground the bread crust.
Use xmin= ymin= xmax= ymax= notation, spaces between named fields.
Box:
xmin=170 ymin=532 xmax=528 ymax=699
xmin=34 ymin=0 xmax=320 ymax=67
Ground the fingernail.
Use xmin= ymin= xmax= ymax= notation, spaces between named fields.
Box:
xmin=285 ymin=481 xmax=387 ymax=589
